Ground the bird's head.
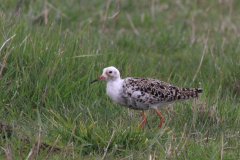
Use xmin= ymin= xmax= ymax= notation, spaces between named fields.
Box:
xmin=91 ymin=66 xmax=121 ymax=84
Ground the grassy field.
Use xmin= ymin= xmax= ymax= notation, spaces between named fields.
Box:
xmin=0 ymin=0 xmax=240 ymax=159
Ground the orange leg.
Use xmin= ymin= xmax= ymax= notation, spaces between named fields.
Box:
xmin=155 ymin=109 xmax=164 ymax=128
xmin=139 ymin=111 xmax=146 ymax=129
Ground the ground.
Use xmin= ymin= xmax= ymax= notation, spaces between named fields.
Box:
xmin=0 ymin=0 xmax=240 ymax=159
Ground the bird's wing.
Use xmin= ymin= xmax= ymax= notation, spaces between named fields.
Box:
xmin=122 ymin=77 xmax=202 ymax=104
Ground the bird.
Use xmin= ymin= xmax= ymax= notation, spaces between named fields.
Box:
xmin=91 ymin=66 xmax=203 ymax=129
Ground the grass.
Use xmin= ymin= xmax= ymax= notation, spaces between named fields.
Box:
xmin=0 ymin=0 xmax=240 ymax=159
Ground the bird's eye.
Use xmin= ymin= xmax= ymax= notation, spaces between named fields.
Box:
xmin=109 ymin=71 xmax=112 ymax=74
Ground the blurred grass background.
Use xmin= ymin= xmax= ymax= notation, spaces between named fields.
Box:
xmin=0 ymin=0 xmax=240 ymax=159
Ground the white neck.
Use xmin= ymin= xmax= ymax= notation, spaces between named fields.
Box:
xmin=106 ymin=78 xmax=124 ymax=105
xmin=107 ymin=76 xmax=122 ymax=83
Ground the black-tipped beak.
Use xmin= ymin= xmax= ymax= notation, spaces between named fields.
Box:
xmin=91 ymin=75 xmax=105 ymax=84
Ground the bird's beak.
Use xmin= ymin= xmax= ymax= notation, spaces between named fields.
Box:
xmin=91 ymin=75 xmax=105 ymax=84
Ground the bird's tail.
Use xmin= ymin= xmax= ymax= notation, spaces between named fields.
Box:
xmin=178 ymin=88 xmax=203 ymax=99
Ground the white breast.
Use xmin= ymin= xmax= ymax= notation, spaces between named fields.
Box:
xmin=106 ymin=79 xmax=125 ymax=106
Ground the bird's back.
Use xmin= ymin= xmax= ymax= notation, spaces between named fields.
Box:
xmin=121 ymin=77 xmax=202 ymax=110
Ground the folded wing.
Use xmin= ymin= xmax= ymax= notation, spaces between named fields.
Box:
xmin=122 ymin=77 xmax=202 ymax=107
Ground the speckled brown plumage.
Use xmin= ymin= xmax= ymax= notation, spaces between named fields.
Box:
xmin=121 ymin=77 xmax=203 ymax=110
